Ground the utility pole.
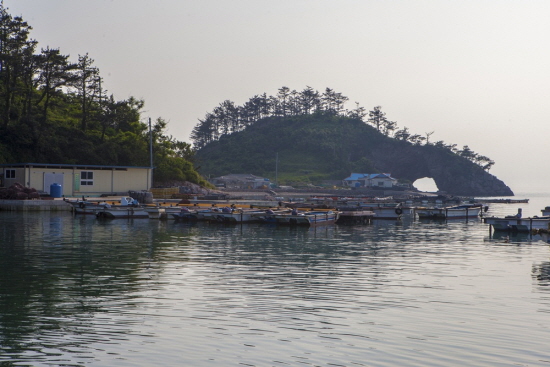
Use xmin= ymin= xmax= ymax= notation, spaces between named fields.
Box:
xmin=149 ymin=117 xmax=153 ymax=189
xmin=275 ymin=152 xmax=278 ymax=187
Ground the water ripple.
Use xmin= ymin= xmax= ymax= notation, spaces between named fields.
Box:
xmin=0 ymin=211 xmax=549 ymax=366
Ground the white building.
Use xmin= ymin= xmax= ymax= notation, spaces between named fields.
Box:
xmin=342 ymin=173 xmax=397 ymax=188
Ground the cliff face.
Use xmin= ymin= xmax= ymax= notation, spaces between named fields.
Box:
xmin=370 ymin=143 xmax=513 ymax=196
xmin=196 ymin=115 xmax=514 ymax=197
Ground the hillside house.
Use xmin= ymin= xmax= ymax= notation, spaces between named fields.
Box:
xmin=343 ymin=173 xmax=397 ymax=188
xmin=211 ymin=174 xmax=271 ymax=189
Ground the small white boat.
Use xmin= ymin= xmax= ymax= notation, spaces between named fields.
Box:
xmin=96 ymin=206 xmax=149 ymax=219
xmin=73 ymin=202 xmax=103 ymax=215
xmin=69 ymin=196 xmax=139 ymax=215
xmin=416 ymin=204 xmax=482 ymax=220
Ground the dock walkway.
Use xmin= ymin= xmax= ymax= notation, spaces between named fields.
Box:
xmin=0 ymin=199 xmax=72 ymax=211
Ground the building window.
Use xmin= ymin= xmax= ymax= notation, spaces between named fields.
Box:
xmin=81 ymin=171 xmax=94 ymax=186
xmin=5 ymin=169 xmax=15 ymax=179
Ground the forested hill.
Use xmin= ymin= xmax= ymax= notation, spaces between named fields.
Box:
xmin=0 ymin=7 xmax=209 ymax=187
xmin=195 ymin=113 xmax=514 ymax=196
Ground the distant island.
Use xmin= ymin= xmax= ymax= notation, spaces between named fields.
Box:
xmin=193 ymin=87 xmax=513 ymax=197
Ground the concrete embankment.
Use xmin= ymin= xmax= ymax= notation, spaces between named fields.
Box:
xmin=0 ymin=199 xmax=73 ymax=211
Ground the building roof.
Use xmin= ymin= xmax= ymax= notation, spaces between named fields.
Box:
xmin=343 ymin=173 xmax=395 ymax=181
xmin=344 ymin=173 xmax=366 ymax=181
xmin=214 ymin=173 xmax=269 ymax=181
xmin=0 ymin=163 xmax=151 ymax=170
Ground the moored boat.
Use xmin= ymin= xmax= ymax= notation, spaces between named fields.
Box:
xmin=199 ymin=206 xmax=268 ymax=223
xmin=271 ymin=209 xmax=340 ymax=226
xmin=415 ymin=204 xmax=483 ymax=220
xmin=484 ymin=208 xmax=550 ymax=232
xmin=96 ymin=206 xmax=149 ymax=219
xmin=73 ymin=201 xmax=104 ymax=215
xmin=144 ymin=206 xmax=167 ymax=219
xmin=253 ymin=208 xmax=292 ymax=223
xmin=69 ymin=196 xmax=139 ymax=215
xmin=356 ymin=204 xmax=407 ymax=220
xmin=335 ymin=204 xmax=405 ymax=220
xmin=170 ymin=206 xmax=206 ymax=221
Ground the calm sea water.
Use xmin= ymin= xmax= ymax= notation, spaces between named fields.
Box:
xmin=1 ymin=195 xmax=550 ymax=366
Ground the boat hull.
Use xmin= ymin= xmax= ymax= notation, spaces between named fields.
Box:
xmin=73 ymin=205 xmax=102 ymax=215
xmin=144 ymin=207 xmax=167 ymax=219
xmin=171 ymin=212 xmax=201 ymax=221
xmin=356 ymin=205 xmax=407 ymax=220
xmin=69 ymin=197 xmax=140 ymax=215
xmin=201 ymin=209 xmax=267 ymax=223
xmin=96 ymin=207 xmax=149 ymax=219
xmin=273 ymin=211 xmax=340 ymax=226
xmin=416 ymin=206 xmax=482 ymax=220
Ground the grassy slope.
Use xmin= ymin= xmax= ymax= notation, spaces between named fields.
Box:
xmin=195 ymin=114 xmax=387 ymax=184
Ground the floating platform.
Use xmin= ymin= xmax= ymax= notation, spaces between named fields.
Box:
xmin=0 ymin=199 xmax=73 ymax=211
xmin=475 ymin=198 xmax=529 ymax=204
xmin=337 ymin=210 xmax=375 ymax=224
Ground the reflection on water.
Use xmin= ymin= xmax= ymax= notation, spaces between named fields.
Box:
xmin=533 ymin=262 xmax=550 ymax=285
xmin=0 ymin=213 xmax=172 ymax=365
xmin=489 ymin=230 xmax=550 ymax=244
xmin=0 ymin=209 xmax=549 ymax=366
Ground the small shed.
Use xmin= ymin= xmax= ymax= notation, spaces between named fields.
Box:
xmin=0 ymin=163 xmax=152 ymax=197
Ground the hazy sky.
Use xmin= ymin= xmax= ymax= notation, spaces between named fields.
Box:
xmin=6 ymin=0 xmax=550 ymax=194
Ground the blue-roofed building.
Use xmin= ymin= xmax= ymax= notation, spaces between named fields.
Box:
xmin=342 ymin=173 xmax=397 ymax=188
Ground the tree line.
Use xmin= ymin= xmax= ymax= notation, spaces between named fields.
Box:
xmin=0 ymin=6 xmax=209 ymax=186
xmin=191 ymin=87 xmax=494 ymax=171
